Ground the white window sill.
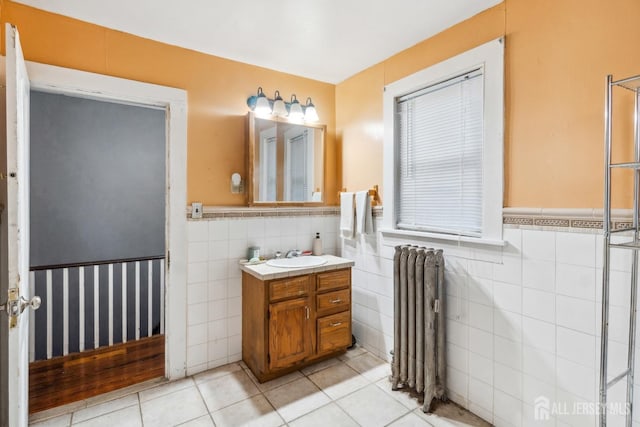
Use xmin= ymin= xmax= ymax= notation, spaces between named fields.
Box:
xmin=379 ymin=228 xmax=506 ymax=247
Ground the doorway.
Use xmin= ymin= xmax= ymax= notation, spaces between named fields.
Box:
xmin=0 ymin=57 xmax=188 ymax=417
xmin=28 ymin=90 xmax=168 ymax=412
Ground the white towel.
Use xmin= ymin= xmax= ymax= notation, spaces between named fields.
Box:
xmin=355 ymin=191 xmax=373 ymax=235
xmin=340 ymin=192 xmax=355 ymax=239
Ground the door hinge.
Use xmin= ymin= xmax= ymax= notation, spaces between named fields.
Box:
xmin=167 ymin=251 xmax=170 ymax=268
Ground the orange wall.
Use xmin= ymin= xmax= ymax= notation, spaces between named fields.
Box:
xmin=337 ymin=0 xmax=640 ymax=208
xmin=1 ymin=1 xmax=338 ymax=206
xmin=6 ymin=0 xmax=640 ymax=209
xmin=337 ymin=5 xmax=504 ymax=204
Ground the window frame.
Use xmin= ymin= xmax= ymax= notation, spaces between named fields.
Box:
xmin=381 ymin=38 xmax=505 ymax=246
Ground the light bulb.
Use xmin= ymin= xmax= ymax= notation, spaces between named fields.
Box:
xmin=254 ymin=96 xmax=271 ymax=116
xmin=288 ymin=95 xmax=304 ymax=121
xmin=305 ymin=106 xmax=319 ymax=122
xmin=304 ymin=97 xmax=319 ymax=122
xmin=272 ymin=90 xmax=288 ymax=117
xmin=252 ymin=87 xmax=271 ymax=116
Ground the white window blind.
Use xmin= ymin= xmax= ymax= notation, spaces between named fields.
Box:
xmin=396 ymin=69 xmax=483 ymax=236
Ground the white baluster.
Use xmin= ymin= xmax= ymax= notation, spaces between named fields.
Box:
xmin=135 ymin=261 xmax=140 ymax=340
xmin=94 ymin=265 xmax=99 ymax=349
xmin=148 ymin=260 xmax=153 ymax=337
xmin=122 ymin=262 xmax=127 ymax=343
xmin=160 ymin=259 xmax=165 ymax=335
xmin=62 ymin=268 xmax=69 ymax=356
xmin=46 ymin=269 xmax=52 ymax=359
xmin=108 ymin=263 xmax=113 ymax=346
xmin=79 ymin=266 xmax=85 ymax=352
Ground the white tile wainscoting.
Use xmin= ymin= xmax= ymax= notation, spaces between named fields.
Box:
xmin=344 ymin=212 xmax=640 ymax=427
xmin=186 ymin=206 xmax=640 ymax=427
xmin=186 ymin=211 xmax=339 ymax=375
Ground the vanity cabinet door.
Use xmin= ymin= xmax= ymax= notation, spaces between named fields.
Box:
xmin=268 ymin=298 xmax=311 ymax=370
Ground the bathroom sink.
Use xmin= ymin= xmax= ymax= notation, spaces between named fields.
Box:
xmin=266 ymin=256 xmax=328 ymax=268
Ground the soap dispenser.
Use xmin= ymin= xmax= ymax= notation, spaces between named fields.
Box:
xmin=312 ymin=232 xmax=323 ymax=256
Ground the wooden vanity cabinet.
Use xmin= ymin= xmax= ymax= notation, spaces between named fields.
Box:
xmin=242 ymin=268 xmax=352 ymax=382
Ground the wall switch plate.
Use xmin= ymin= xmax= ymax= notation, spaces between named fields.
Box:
xmin=191 ymin=202 xmax=203 ymax=219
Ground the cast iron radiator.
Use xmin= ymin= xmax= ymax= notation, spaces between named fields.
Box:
xmin=391 ymin=245 xmax=446 ymax=412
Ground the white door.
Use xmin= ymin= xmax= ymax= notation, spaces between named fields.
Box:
xmin=0 ymin=23 xmax=38 ymax=427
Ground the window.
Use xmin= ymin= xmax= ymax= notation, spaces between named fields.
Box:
xmin=397 ymin=69 xmax=483 ymax=236
xmin=382 ymin=38 xmax=504 ymax=244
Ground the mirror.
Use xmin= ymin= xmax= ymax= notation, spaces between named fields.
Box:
xmin=247 ymin=113 xmax=325 ymax=204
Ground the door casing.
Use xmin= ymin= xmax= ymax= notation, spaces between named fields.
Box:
xmin=0 ymin=57 xmax=189 ymax=382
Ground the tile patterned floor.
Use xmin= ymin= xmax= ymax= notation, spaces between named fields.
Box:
xmin=29 ymin=347 xmax=489 ymax=427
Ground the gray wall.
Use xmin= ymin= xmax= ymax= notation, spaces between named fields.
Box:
xmin=30 ymin=91 xmax=166 ymax=267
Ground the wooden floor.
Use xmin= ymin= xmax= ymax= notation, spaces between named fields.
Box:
xmin=29 ymin=335 xmax=165 ymax=414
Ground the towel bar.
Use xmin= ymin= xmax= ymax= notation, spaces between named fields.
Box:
xmin=339 ymin=185 xmax=380 ymax=206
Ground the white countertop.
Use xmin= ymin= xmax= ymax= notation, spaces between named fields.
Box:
xmin=240 ymin=254 xmax=354 ymax=281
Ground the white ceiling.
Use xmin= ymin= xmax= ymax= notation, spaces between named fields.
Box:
xmin=15 ymin=0 xmax=501 ymax=83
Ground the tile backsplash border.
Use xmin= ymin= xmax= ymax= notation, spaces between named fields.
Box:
xmin=187 ymin=206 xmax=633 ymax=231
xmin=186 ymin=205 xmax=384 ymax=219
xmin=502 ymin=207 xmax=633 ymax=231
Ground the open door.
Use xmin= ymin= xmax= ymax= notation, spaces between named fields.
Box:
xmin=0 ymin=24 xmax=39 ymax=427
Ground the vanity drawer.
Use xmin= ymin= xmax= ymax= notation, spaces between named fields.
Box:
xmin=269 ymin=276 xmax=310 ymax=302
xmin=317 ymin=311 xmax=351 ymax=353
xmin=317 ymin=269 xmax=351 ymax=293
xmin=316 ymin=288 xmax=350 ymax=315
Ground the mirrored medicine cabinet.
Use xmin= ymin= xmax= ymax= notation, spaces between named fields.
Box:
xmin=247 ymin=112 xmax=325 ymax=205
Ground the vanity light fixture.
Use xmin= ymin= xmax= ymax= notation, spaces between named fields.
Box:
xmin=246 ymin=87 xmax=320 ymax=122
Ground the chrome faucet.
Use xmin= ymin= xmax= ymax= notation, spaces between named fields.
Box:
xmin=285 ymin=249 xmax=301 ymax=258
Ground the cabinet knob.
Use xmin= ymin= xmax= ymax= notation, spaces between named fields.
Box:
xmin=329 ymin=298 xmax=342 ymax=304
xmin=329 ymin=322 xmax=342 ymax=327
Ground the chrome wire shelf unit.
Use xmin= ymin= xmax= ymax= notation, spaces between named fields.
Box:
xmin=600 ymin=73 xmax=640 ymax=427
